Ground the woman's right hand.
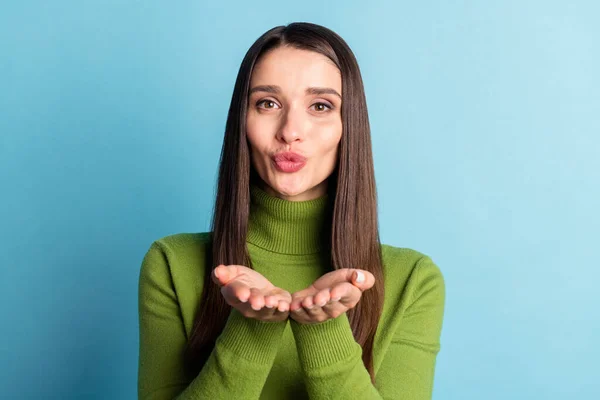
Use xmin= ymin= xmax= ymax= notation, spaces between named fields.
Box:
xmin=212 ymin=264 xmax=292 ymax=322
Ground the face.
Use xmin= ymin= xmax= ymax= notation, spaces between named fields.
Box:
xmin=246 ymin=46 xmax=343 ymax=202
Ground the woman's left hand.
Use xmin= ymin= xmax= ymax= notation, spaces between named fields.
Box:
xmin=289 ymin=269 xmax=375 ymax=324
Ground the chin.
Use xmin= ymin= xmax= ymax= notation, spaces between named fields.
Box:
xmin=273 ymin=183 xmax=305 ymax=197
xmin=259 ymin=169 xmax=328 ymax=200
xmin=273 ymin=177 xmax=328 ymax=201
xmin=264 ymin=177 xmax=308 ymax=198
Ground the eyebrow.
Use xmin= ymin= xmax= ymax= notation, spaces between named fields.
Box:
xmin=249 ymin=85 xmax=342 ymax=99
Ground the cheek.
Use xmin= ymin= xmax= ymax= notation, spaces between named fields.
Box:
xmin=318 ymin=125 xmax=342 ymax=156
xmin=246 ymin=113 xmax=279 ymax=151
xmin=246 ymin=119 xmax=268 ymax=156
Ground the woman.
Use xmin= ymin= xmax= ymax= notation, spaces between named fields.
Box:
xmin=138 ymin=22 xmax=445 ymax=399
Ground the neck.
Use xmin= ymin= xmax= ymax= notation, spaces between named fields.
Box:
xmin=246 ymin=184 xmax=330 ymax=255
xmin=256 ymin=179 xmax=329 ymax=202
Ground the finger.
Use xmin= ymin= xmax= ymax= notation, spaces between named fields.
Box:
xmin=220 ymin=280 xmax=251 ymax=304
xmin=322 ymin=283 xmax=361 ymax=317
xmin=302 ymin=296 xmax=327 ymax=319
xmin=212 ymin=265 xmax=229 ymax=286
xmin=291 ymin=304 xmax=311 ymax=321
xmin=276 ymin=299 xmax=290 ymax=313
xmin=330 ymin=282 xmax=361 ymax=306
xmin=275 ymin=288 xmax=293 ymax=304
xmin=213 ymin=265 xmax=242 ymax=286
xmin=264 ymin=294 xmax=278 ymax=309
xmin=248 ymin=288 xmax=265 ymax=311
xmin=313 ymin=289 xmax=331 ymax=308
xmin=305 ymin=306 xmax=327 ymax=321
xmin=304 ymin=305 xmax=326 ymax=320
xmin=322 ymin=298 xmax=347 ymax=317
xmin=265 ymin=288 xmax=292 ymax=308
xmin=290 ymin=294 xmax=307 ymax=312
xmin=301 ymin=296 xmax=315 ymax=310
xmin=257 ymin=301 xmax=277 ymax=319
xmin=350 ymin=269 xmax=376 ymax=291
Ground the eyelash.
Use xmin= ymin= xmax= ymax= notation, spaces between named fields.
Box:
xmin=255 ymin=100 xmax=333 ymax=112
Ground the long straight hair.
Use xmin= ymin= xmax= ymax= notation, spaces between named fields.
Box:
xmin=185 ymin=22 xmax=384 ymax=383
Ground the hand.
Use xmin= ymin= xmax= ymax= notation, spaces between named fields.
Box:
xmin=212 ymin=264 xmax=292 ymax=322
xmin=289 ymin=269 xmax=375 ymax=324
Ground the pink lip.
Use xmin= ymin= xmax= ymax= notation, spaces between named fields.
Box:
xmin=272 ymin=151 xmax=307 ymax=173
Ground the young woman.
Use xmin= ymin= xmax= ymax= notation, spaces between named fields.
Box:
xmin=138 ymin=22 xmax=445 ymax=399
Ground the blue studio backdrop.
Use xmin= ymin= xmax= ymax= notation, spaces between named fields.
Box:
xmin=1 ymin=1 xmax=598 ymax=399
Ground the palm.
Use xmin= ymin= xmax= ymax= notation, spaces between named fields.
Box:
xmin=224 ymin=266 xmax=274 ymax=291
xmin=290 ymin=268 xmax=375 ymax=324
xmin=213 ymin=264 xmax=291 ymax=322
xmin=310 ymin=270 xmax=351 ymax=291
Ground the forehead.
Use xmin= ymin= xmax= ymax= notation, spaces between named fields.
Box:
xmin=250 ymin=46 xmax=341 ymax=93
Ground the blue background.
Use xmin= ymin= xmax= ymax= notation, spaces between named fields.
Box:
xmin=1 ymin=1 xmax=598 ymax=399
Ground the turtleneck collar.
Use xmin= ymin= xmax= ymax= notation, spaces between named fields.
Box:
xmin=246 ymin=184 xmax=330 ymax=255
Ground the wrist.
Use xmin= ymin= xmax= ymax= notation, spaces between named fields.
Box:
xmin=290 ymin=313 xmax=361 ymax=370
xmin=217 ymin=308 xmax=288 ymax=364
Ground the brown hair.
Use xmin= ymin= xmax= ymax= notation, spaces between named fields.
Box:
xmin=185 ymin=22 xmax=384 ymax=383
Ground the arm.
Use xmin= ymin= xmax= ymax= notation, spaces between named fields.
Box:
xmin=289 ymin=256 xmax=445 ymax=399
xmin=138 ymin=242 xmax=287 ymax=400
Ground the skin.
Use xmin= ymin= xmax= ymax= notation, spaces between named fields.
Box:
xmin=214 ymin=46 xmax=375 ymax=324
xmin=246 ymin=45 xmax=342 ymax=202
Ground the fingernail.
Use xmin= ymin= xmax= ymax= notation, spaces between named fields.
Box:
xmin=318 ymin=301 xmax=326 ymax=307
xmin=356 ymin=271 xmax=365 ymax=283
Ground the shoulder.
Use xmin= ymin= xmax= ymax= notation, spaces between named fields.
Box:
xmin=138 ymin=232 xmax=213 ymax=338
xmin=147 ymin=232 xmax=212 ymax=256
xmin=139 ymin=232 xmax=213 ymax=289
xmin=381 ymin=243 xmax=443 ymax=281
xmin=380 ymin=243 xmax=445 ymax=308
xmin=376 ymin=243 xmax=446 ymax=358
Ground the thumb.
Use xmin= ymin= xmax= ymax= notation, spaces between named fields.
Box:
xmin=212 ymin=265 xmax=231 ymax=286
xmin=351 ymin=269 xmax=375 ymax=291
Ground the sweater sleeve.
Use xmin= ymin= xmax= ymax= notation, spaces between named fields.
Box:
xmin=138 ymin=242 xmax=287 ymax=400
xmin=289 ymin=256 xmax=445 ymax=399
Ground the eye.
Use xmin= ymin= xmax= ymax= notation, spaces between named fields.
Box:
xmin=256 ymin=100 xmax=279 ymax=110
xmin=311 ymin=102 xmax=333 ymax=112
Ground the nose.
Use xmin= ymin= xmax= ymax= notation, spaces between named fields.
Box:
xmin=276 ymin=106 xmax=304 ymax=144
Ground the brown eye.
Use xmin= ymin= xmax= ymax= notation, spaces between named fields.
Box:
xmin=311 ymin=102 xmax=332 ymax=112
xmin=257 ymin=100 xmax=277 ymax=109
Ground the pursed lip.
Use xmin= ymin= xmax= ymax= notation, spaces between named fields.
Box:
xmin=271 ymin=151 xmax=307 ymax=173
xmin=271 ymin=151 xmax=307 ymax=163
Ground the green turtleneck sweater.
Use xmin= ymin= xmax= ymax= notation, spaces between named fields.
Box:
xmin=138 ymin=186 xmax=445 ymax=399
